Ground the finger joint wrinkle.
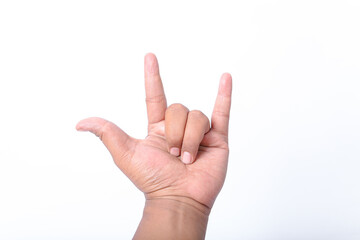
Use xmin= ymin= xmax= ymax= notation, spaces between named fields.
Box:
xmin=213 ymin=110 xmax=230 ymax=118
xmin=145 ymin=94 xmax=166 ymax=104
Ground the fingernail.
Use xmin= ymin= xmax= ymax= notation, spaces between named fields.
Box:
xmin=182 ymin=152 xmax=192 ymax=164
xmin=170 ymin=147 xmax=180 ymax=156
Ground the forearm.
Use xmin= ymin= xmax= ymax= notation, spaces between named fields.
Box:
xmin=133 ymin=197 xmax=210 ymax=240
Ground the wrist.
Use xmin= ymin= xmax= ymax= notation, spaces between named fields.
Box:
xmin=133 ymin=197 xmax=210 ymax=240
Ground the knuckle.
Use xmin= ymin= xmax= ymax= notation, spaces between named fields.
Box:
xmin=167 ymin=103 xmax=188 ymax=112
xmin=189 ymin=110 xmax=209 ymax=123
xmin=189 ymin=110 xmax=204 ymax=117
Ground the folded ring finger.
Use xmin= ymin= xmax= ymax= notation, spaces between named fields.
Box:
xmin=181 ymin=110 xmax=210 ymax=164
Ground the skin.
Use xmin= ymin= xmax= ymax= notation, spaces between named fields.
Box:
xmin=76 ymin=53 xmax=232 ymax=239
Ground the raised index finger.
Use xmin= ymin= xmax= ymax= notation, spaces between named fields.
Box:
xmin=144 ymin=53 xmax=167 ymax=124
xmin=211 ymin=73 xmax=232 ymax=137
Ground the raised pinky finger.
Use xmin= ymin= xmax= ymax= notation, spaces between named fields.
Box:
xmin=211 ymin=73 xmax=232 ymax=139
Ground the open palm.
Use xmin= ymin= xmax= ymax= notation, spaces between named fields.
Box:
xmin=76 ymin=53 xmax=232 ymax=209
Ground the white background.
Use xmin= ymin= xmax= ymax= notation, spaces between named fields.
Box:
xmin=0 ymin=0 xmax=359 ymax=239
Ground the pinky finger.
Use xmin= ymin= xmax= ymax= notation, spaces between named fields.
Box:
xmin=211 ymin=73 xmax=232 ymax=139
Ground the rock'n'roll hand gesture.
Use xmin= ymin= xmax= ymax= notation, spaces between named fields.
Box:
xmin=76 ymin=53 xmax=232 ymax=240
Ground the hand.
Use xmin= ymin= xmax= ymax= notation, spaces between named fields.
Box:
xmin=76 ymin=53 xmax=232 ymax=211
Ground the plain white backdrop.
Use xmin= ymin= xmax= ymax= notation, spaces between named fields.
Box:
xmin=0 ymin=0 xmax=359 ymax=239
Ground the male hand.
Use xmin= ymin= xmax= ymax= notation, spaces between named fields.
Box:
xmin=76 ymin=53 xmax=232 ymax=211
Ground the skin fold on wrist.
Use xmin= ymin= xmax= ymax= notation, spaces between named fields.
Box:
xmin=133 ymin=197 xmax=210 ymax=240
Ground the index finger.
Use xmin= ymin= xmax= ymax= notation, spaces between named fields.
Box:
xmin=144 ymin=53 xmax=167 ymax=124
xmin=211 ymin=73 xmax=232 ymax=137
